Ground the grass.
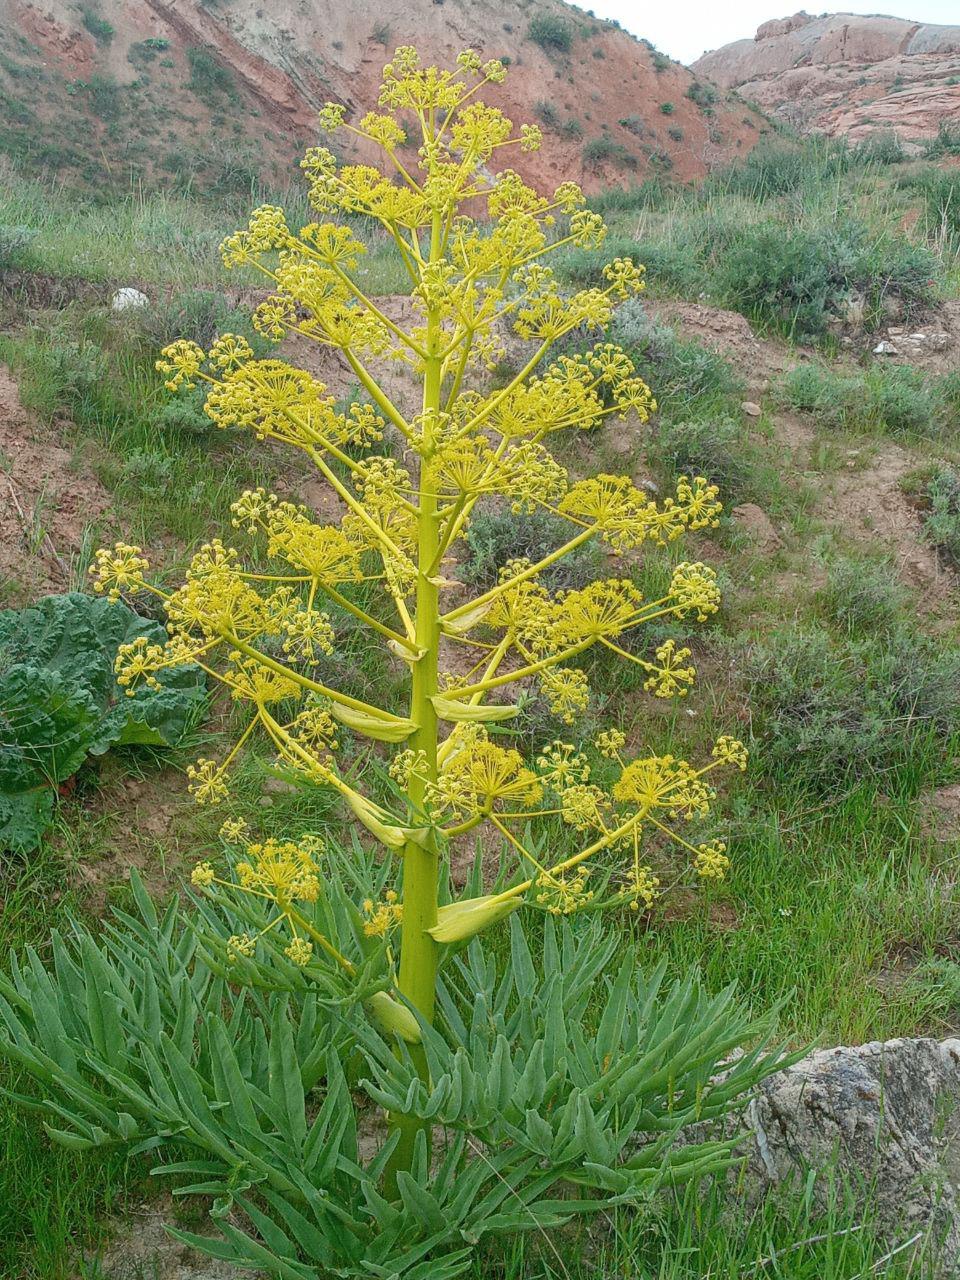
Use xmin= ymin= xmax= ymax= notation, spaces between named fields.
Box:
xmin=466 ymin=1173 xmax=942 ymax=1277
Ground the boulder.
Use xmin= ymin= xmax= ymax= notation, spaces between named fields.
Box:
xmin=741 ymin=1037 xmax=960 ymax=1265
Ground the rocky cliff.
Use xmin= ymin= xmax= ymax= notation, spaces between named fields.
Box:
xmin=693 ymin=11 xmax=960 ymax=142
xmin=0 ymin=0 xmax=766 ymax=195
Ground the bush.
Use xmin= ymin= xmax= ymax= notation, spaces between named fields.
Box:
xmin=922 ymin=171 xmax=960 ymax=248
xmin=0 ymin=224 xmax=37 ymax=269
xmin=582 ymin=136 xmax=637 ymax=169
xmin=924 ymin=123 xmax=960 ymax=159
xmin=740 ymin=623 xmax=960 ymax=792
xmin=852 ymin=130 xmax=905 ymax=166
xmin=462 ymin=509 xmax=603 ymax=590
xmin=619 ymin=114 xmax=646 ymax=137
xmin=610 ymin=300 xmax=743 ymax=421
xmin=534 ymin=100 xmax=559 ymax=129
xmin=714 ymin=221 xmax=938 ymax=340
xmin=132 ymin=288 xmax=268 ymax=352
xmin=816 ymin=558 xmax=907 ymax=634
xmin=81 ymin=8 xmax=114 ymax=43
xmin=527 ymin=14 xmax=572 ymax=53
xmin=686 ymin=81 xmax=718 ymax=110
xmin=709 ymin=139 xmax=850 ymax=201
xmin=922 ymin=465 xmax=960 ymax=567
xmin=653 ymin=416 xmax=778 ymax=505
xmin=777 ymin=363 xmax=945 ymax=437
xmin=187 ymin=47 xmax=237 ymax=103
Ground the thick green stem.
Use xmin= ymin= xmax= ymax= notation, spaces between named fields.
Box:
xmin=385 ymin=207 xmax=444 ymax=1192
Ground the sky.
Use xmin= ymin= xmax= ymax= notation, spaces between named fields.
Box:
xmin=580 ymin=0 xmax=960 ymax=66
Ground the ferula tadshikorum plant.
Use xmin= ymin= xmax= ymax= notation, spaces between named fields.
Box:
xmin=0 ymin=49 xmax=788 ymax=1278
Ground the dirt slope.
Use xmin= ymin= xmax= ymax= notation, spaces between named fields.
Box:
xmin=693 ymin=10 xmax=960 ymax=141
xmin=0 ymin=0 xmax=766 ymax=194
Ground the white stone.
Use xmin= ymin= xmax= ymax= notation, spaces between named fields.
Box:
xmin=111 ymin=287 xmax=150 ymax=312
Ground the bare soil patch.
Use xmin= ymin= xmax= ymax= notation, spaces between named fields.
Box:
xmin=0 ymin=362 xmax=113 ymax=603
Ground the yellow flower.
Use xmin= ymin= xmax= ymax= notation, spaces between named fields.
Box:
xmin=90 ymin=543 xmax=149 ymax=601
xmin=595 ymin=728 xmax=626 ymax=760
xmin=318 ymin=101 xmax=346 ymax=132
xmin=645 ymin=640 xmax=696 ymax=699
xmin=713 ymin=735 xmax=749 ymax=770
xmin=613 ymin=755 xmax=714 ymax=821
xmin=539 ymin=666 xmax=590 ymax=724
xmin=436 ymin=733 xmax=542 ymax=817
xmin=624 ymin=863 xmax=660 ymax=910
xmin=694 ymin=840 xmax=730 ymax=880
xmin=284 ymin=937 xmax=314 ymax=966
xmin=363 ymin=890 xmax=403 ymax=937
xmin=536 ymin=867 xmax=593 ymax=915
xmin=668 ymin=562 xmax=721 ymax=621
xmin=218 ymin=817 xmax=250 ymax=843
xmin=537 ymin=741 xmax=590 ymax=789
xmin=227 ymin=933 xmax=256 ymax=961
xmin=187 ymin=759 xmax=230 ymax=805
xmin=114 ymin=636 xmax=165 ymax=694
xmin=191 ymin=861 xmax=216 ymax=888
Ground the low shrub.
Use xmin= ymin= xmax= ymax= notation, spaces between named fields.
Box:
xmin=0 ymin=223 xmax=37 ymax=269
xmin=714 ymin=221 xmax=938 ymax=339
xmin=740 ymin=623 xmax=960 ymax=792
xmin=852 ymin=130 xmax=905 ymax=165
xmin=187 ymin=47 xmax=237 ymax=104
xmin=921 ymin=171 xmax=960 ymax=249
xmin=921 ymin=465 xmax=960 ymax=567
xmin=816 ymin=557 xmax=907 ymax=634
xmin=582 ymin=136 xmax=637 ymax=170
xmin=659 ymin=101 xmax=674 ymax=115
xmin=462 ymin=509 xmax=603 ymax=591
xmin=81 ymin=8 xmax=114 ymax=43
xmin=924 ymin=123 xmax=960 ymax=159
xmin=527 ymin=14 xmax=572 ymax=53
xmin=610 ymin=300 xmax=743 ymax=421
xmin=653 ymin=415 xmax=779 ymax=506
xmin=558 ymin=238 xmax=704 ymax=297
xmin=686 ymin=81 xmax=717 ymax=110
xmin=777 ymin=363 xmax=946 ymax=437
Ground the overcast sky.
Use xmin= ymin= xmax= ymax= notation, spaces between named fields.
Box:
xmin=581 ymin=1 xmax=960 ymax=66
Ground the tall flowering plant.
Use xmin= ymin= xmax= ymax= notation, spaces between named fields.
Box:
xmin=7 ymin=48 xmax=791 ymax=1272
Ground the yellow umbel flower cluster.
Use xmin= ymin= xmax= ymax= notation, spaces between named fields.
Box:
xmin=98 ymin=46 xmax=743 ymax=998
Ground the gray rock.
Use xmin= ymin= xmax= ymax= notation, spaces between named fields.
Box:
xmin=741 ymin=1037 xmax=960 ymax=1265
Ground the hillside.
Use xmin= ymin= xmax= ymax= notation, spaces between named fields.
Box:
xmin=0 ymin=0 xmax=766 ymax=196
xmin=694 ymin=10 xmax=960 ymax=142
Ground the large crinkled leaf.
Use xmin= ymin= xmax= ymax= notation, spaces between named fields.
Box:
xmin=0 ymin=593 xmax=207 ymax=850
xmin=0 ymin=789 xmax=56 ymax=855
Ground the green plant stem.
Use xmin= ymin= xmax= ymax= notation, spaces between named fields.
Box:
xmin=386 ymin=209 xmax=444 ymax=1193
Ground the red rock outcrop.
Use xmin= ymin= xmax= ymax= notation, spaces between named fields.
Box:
xmin=0 ymin=0 xmax=766 ymax=194
xmin=693 ymin=11 xmax=960 ymax=142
